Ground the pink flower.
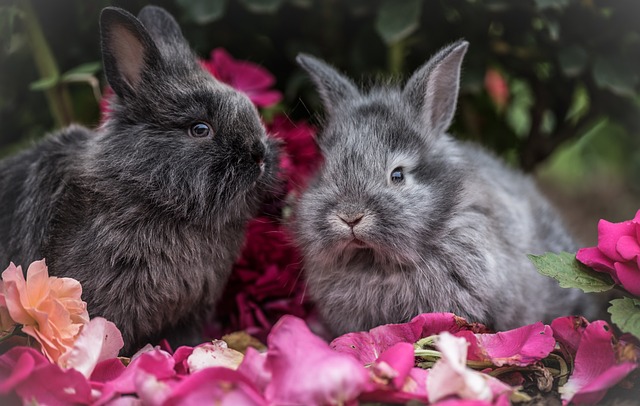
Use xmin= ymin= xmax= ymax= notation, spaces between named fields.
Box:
xmin=560 ymin=320 xmax=637 ymax=405
xmin=427 ymin=332 xmax=513 ymax=403
xmin=468 ymin=322 xmax=556 ymax=366
xmin=331 ymin=313 xmax=489 ymax=365
xmin=484 ymin=68 xmax=509 ymax=110
xmin=264 ymin=315 xmax=369 ymax=405
xmin=1 ymin=260 xmax=89 ymax=363
xmin=0 ymin=346 xmax=92 ymax=405
xmin=576 ymin=210 xmax=640 ymax=296
xmin=201 ymin=48 xmax=282 ymax=108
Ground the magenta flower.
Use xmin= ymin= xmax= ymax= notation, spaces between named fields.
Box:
xmin=264 ymin=315 xmax=369 ymax=405
xmin=576 ymin=210 xmax=640 ymax=296
xmin=201 ymin=48 xmax=282 ymax=108
xmin=212 ymin=217 xmax=314 ymax=341
xmin=331 ymin=313 xmax=488 ymax=365
xmin=560 ymin=320 xmax=637 ymax=404
xmin=468 ymin=322 xmax=556 ymax=366
xmin=551 ymin=316 xmax=590 ymax=356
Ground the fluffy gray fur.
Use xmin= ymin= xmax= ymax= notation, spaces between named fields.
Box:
xmin=293 ymin=41 xmax=596 ymax=336
xmin=0 ymin=6 xmax=277 ymax=354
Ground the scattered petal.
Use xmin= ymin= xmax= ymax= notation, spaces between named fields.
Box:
xmin=187 ymin=340 xmax=244 ymax=373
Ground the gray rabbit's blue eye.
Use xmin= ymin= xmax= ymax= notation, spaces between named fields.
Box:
xmin=189 ymin=122 xmax=212 ymax=138
xmin=391 ymin=167 xmax=404 ymax=184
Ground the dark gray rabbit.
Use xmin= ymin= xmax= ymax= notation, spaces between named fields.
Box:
xmin=293 ymin=41 xmax=596 ymax=336
xmin=0 ymin=6 xmax=277 ymax=354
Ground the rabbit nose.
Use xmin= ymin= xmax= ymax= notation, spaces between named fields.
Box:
xmin=338 ymin=213 xmax=364 ymax=228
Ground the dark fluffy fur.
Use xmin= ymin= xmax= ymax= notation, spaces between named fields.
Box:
xmin=0 ymin=6 xmax=278 ymax=354
xmin=293 ymin=42 xmax=597 ymax=336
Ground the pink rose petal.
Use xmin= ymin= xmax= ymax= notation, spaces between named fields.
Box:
xmin=560 ymin=321 xmax=637 ymax=405
xmin=576 ymin=247 xmax=617 ymax=277
xmin=58 ymin=317 xmax=124 ymax=378
xmin=597 ymin=219 xmax=636 ymax=263
xmin=617 ymin=235 xmax=640 ymax=261
xmin=614 ymin=261 xmax=640 ymax=296
xmin=551 ymin=316 xmax=589 ymax=356
xmin=186 ymin=340 xmax=244 ymax=373
xmin=472 ymin=322 xmax=556 ymax=366
xmin=332 ymin=313 xmax=481 ymax=365
xmin=238 ymin=347 xmax=270 ymax=393
xmin=163 ymin=367 xmax=266 ymax=406
xmin=265 ymin=315 xmax=369 ymax=405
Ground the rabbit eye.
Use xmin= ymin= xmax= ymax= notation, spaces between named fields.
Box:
xmin=189 ymin=122 xmax=212 ymax=138
xmin=390 ymin=167 xmax=404 ymax=184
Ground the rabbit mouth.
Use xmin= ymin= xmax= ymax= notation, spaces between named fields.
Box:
xmin=348 ymin=237 xmax=368 ymax=248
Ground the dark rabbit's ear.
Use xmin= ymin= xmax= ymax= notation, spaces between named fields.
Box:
xmin=100 ymin=7 xmax=162 ymax=99
xmin=137 ymin=6 xmax=190 ymax=60
xmin=403 ymin=40 xmax=468 ymax=137
xmin=296 ymin=54 xmax=360 ymax=114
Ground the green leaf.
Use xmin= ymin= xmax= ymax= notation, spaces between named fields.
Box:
xmin=609 ymin=298 xmax=640 ymax=339
xmin=61 ymin=61 xmax=102 ymax=78
xmin=176 ymin=0 xmax=227 ymax=24
xmin=593 ymin=57 xmax=638 ymax=98
xmin=375 ymin=0 xmax=422 ymax=45
xmin=239 ymin=0 xmax=285 ymax=14
xmin=29 ymin=75 xmax=59 ymax=91
xmin=558 ymin=46 xmax=588 ymax=77
xmin=528 ymin=252 xmax=616 ymax=293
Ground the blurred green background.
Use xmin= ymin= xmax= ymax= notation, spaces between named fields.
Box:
xmin=1 ymin=0 xmax=639 ymax=243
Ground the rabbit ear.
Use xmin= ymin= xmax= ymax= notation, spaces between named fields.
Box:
xmin=296 ymin=54 xmax=360 ymax=114
xmin=403 ymin=41 xmax=468 ymax=137
xmin=137 ymin=6 xmax=190 ymax=59
xmin=100 ymin=7 xmax=162 ymax=99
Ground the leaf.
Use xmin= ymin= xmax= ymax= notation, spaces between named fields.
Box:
xmin=239 ymin=0 xmax=285 ymax=14
xmin=375 ymin=0 xmax=422 ymax=45
xmin=528 ymin=252 xmax=616 ymax=293
xmin=61 ymin=61 xmax=102 ymax=78
xmin=593 ymin=57 xmax=638 ymax=98
xmin=558 ymin=46 xmax=588 ymax=77
xmin=609 ymin=298 xmax=640 ymax=340
xmin=176 ymin=0 xmax=227 ymax=24
xmin=29 ymin=75 xmax=59 ymax=91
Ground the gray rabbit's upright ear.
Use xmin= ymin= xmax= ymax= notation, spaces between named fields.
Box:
xmin=100 ymin=7 xmax=162 ymax=99
xmin=403 ymin=41 xmax=468 ymax=137
xmin=296 ymin=54 xmax=360 ymax=114
xmin=137 ymin=6 xmax=190 ymax=60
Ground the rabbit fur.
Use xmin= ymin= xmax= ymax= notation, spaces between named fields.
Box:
xmin=293 ymin=41 xmax=596 ymax=336
xmin=0 ymin=6 xmax=278 ymax=354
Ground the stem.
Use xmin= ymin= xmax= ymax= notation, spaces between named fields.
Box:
xmin=388 ymin=39 xmax=406 ymax=75
xmin=414 ymin=335 xmax=438 ymax=349
xmin=18 ymin=0 xmax=74 ymax=128
xmin=414 ymin=348 xmax=496 ymax=369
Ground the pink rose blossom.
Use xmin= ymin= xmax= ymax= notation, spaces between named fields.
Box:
xmin=560 ymin=320 xmax=637 ymax=405
xmin=201 ymin=48 xmax=282 ymax=108
xmin=264 ymin=315 xmax=369 ymax=405
xmin=576 ymin=210 xmax=640 ymax=295
xmin=427 ymin=332 xmax=513 ymax=403
xmin=1 ymin=260 xmax=89 ymax=363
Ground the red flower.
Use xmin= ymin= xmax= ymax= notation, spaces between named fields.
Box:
xmin=484 ymin=68 xmax=509 ymax=110
xmin=268 ymin=114 xmax=322 ymax=193
xmin=201 ymin=48 xmax=282 ymax=108
xmin=211 ymin=217 xmax=315 ymax=341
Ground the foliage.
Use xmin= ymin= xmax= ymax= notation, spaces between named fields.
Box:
xmin=1 ymin=0 xmax=639 ymax=178
xmin=528 ymin=252 xmax=615 ymax=293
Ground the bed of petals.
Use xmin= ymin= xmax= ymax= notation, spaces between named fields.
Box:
xmin=1 ymin=49 xmax=639 ymax=405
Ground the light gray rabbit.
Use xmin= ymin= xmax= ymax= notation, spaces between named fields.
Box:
xmin=293 ymin=41 xmax=596 ymax=336
xmin=0 ymin=6 xmax=277 ymax=354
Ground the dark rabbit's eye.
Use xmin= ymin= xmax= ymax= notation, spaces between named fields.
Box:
xmin=189 ymin=122 xmax=212 ymax=138
xmin=390 ymin=167 xmax=404 ymax=184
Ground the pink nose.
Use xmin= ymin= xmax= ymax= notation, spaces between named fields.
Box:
xmin=338 ymin=213 xmax=364 ymax=228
